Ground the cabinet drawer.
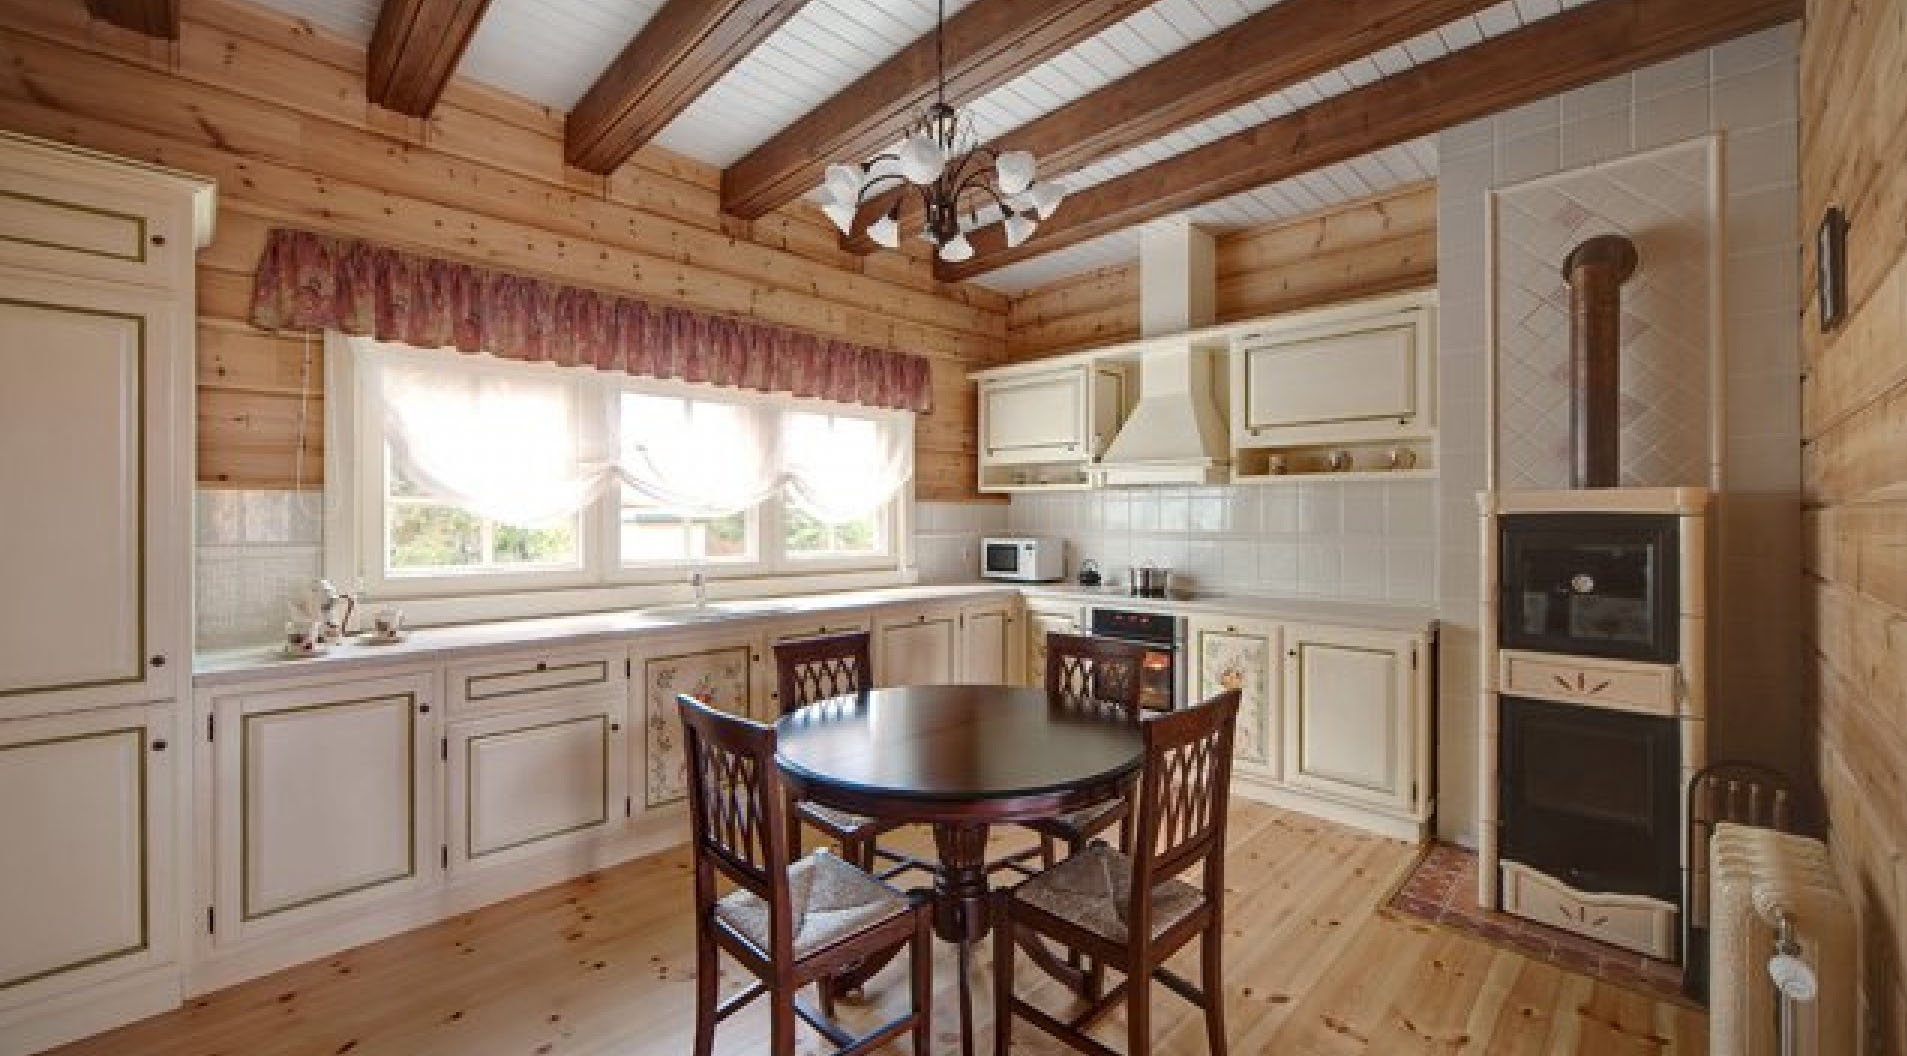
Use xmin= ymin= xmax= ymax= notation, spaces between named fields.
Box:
xmin=1500 ymin=861 xmax=1676 ymax=959
xmin=448 ymin=701 xmax=626 ymax=872
xmin=448 ymin=647 xmax=625 ymax=714
xmin=1499 ymin=650 xmax=1675 ymax=715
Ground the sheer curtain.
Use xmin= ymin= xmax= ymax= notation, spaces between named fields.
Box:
xmin=617 ymin=392 xmax=781 ymax=517
xmin=783 ymin=411 xmax=912 ymax=524
xmin=372 ymin=344 xmax=613 ymax=526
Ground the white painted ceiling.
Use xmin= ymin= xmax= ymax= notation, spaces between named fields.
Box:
xmin=244 ymin=0 xmax=1598 ymax=293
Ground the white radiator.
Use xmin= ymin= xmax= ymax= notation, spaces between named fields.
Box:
xmin=1708 ymin=823 xmax=1855 ymax=1056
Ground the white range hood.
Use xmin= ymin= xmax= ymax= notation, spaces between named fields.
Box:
xmin=1095 ymin=217 xmax=1231 ymax=487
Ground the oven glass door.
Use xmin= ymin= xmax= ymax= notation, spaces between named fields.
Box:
xmin=1136 ymin=647 xmax=1175 ymax=711
xmin=1498 ymin=514 xmax=1679 ymax=663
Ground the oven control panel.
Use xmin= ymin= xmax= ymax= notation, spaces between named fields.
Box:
xmin=1088 ymin=607 xmax=1179 ymax=648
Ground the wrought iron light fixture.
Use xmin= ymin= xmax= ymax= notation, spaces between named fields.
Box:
xmin=816 ymin=0 xmax=1065 ymax=262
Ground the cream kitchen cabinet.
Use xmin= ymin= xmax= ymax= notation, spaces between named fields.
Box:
xmin=874 ymin=606 xmax=960 ymax=686
xmin=631 ymin=632 xmax=763 ymax=811
xmin=975 ymin=361 xmax=1132 ymax=491
xmin=1022 ymin=600 xmax=1083 ymax=688
xmin=956 ymin=599 xmax=1022 ymax=685
xmin=1186 ymin=616 xmax=1280 ymax=777
xmin=0 ymin=136 xmax=211 ymax=717
xmin=207 ymin=670 xmax=437 ymax=948
xmin=447 ymin=699 xmax=627 ymax=874
xmin=1280 ymin=623 xmax=1427 ymax=818
xmin=0 ymin=704 xmax=176 ymax=1042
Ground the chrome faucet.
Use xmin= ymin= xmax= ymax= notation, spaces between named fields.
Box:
xmin=689 ymin=569 xmax=707 ymax=609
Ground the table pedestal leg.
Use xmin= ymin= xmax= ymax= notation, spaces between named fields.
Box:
xmin=932 ymin=822 xmax=992 ymax=1056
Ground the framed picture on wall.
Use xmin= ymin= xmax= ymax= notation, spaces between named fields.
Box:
xmin=1817 ymin=206 xmax=1848 ymax=332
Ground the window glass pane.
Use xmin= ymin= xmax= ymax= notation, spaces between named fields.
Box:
xmin=618 ymin=488 xmax=755 ymax=565
xmin=493 ymin=521 xmax=578 ymax=565
xmin=784 ymin=492 xmax=881 ymax=557
xmin=388 ymin=504 xmax=482 ymax=569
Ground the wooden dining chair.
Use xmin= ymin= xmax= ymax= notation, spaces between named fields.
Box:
xmin=676 ymin=694 xmax=934 ymax=1056
xmin=772 ymin=632 xmax=911 ymax=875
xmin=1012 ymin=632 xmax=1150 ymax=872
xmin=992 ymin=688 xmax=1241 ymax=1056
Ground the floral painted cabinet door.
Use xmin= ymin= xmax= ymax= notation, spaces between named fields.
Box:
xmin=1186 ymin=616 xmax=1280 ymax=777
xmin=636 ymin=636 xmax=760 ymax=809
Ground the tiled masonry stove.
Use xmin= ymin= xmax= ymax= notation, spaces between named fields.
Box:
xmin=1475 ymin=235 xmax=1708 ymax=962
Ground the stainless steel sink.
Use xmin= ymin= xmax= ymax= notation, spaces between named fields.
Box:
xmin=636 ymin=603 xmax=797 ymax=624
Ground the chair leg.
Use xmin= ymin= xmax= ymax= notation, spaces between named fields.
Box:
xmin=843 ymin=835 xmax=872 ymax=872
xmin=1127 ymin=957 xmax=1151 ymax=1056
xmin=1201 ymin=924 xmax=1227 ymax=1055
xmin=769 ymin=987 xmax=798 ymax=1056
xmin=816 ymin=975 xmax=837 ymax=1023
xmin=692 ymin=918 xmax=718 ymax=1056
xmin=993 ymin=891 xmax=1015 ymax=1055
xmin=1040 ymin=834 xmax=1057 ymax=869
xmin=910 ymin=905 xmax=934 ymax=1054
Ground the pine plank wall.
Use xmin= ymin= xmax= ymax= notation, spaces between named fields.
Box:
xmin=1799 ymin=0 xmax=1907 ymax=1049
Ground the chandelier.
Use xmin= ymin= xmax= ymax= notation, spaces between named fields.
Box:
xmin=816 ymin=0 xmax=1066 ymax=263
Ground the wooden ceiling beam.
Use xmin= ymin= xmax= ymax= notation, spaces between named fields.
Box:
xmin=845 ymin=0 xmax=1502 ymax=253
xmin=720 ymin=0 xmax=1154 ymax=220
xmin=366 ymin=0 xmax=494 ymax=118
xmin=82 ymin=0 xmax=178 ymax=39
xmin=940 ymin=0 xmax=1802 ymax=282
xmin=566 ymin=0 xmax=812 ymax=175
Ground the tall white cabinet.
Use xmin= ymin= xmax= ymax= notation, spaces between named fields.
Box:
xmin=0 ymin=134 xmax=213 ymax=1053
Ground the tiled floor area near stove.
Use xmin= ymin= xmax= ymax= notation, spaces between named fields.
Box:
xmin=1388 ymin=843 xmax=1690 ymax=1003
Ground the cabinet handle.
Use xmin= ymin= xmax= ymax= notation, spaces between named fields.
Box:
xmin=1287 ymin=649 xmax=1297 ymax=658
xmin=609 ymin=723 xmax=621 ymax=732
xmin=151 ymin=738 xmax=168 ymax=752
xmin=418 ymin=703 xmax=431 ymax=714
xmin=149 ymin=654 xmax=166 ymax=668
xmin=535 ymin=661 xmax=548 ymax=671
xmin=150 ymin=234 xmax=166 ymax=247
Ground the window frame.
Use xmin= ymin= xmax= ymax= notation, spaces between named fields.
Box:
xmin=324 ymin=333 xmax=917 ymax=625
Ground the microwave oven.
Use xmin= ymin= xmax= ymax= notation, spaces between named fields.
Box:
xmin=980 ymin=536 xmax=1064 ymax=582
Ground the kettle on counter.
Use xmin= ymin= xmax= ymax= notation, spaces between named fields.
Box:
xmin=1077 ymin=559 xmax=1102 ymax=587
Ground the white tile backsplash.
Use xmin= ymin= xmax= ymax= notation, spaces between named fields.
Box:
xmin=195 ymin=489 xmax=327 ymax=650
xmin=1008 ymin=481 xmax=1437 ymax=604
xmin=912 ymin=500 xmax=1010 ymax=584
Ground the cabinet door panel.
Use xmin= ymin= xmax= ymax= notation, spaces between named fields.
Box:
xmin=1282 ymin=627 xmax=1413 ymax=810
xmin=638 ymin=641 xmax=756 ymax=809
xmin=0 ymin=292 xmax=170 ymax=704
xmin=0 ymin=168 xmax=187 ymax=288
xmin=0 ymin=710 xmax=163 ymax=992
xmin=214 ymin=672 xmax=434 ymax=941
xmin=1244 ymin=323 xmax=1415 ymax=430
xmin=875 ymin=616 xmax=957 ymax=687
xmin=1187 ymin=618 xmax=1277 ymax=774
xmin=982 ymin=371 xmax=1085 ymax=463
xmin=457 ymin=709 xmax=615 ymax=863
xmin=958 ymin=606 xmax=1017 ymax=685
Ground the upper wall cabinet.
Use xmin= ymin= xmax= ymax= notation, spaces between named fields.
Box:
xmin=975 ymin=361 xmax=1132 ymax=492
xmin=0 ymin=134 xmax=213 ymax=717
xmin=1229 ymin=290 xmax=1437 ymax=481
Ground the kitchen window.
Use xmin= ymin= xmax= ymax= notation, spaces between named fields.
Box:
xmin=326 ymin=335 xmax=914 ymax=620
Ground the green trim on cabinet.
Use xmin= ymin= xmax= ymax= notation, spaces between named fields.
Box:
xmin=462 ymin=714 xmax=610 ymax=860
xmin=464 ymin=660 xmax=610 ymax=702
xmin=0 ymin=189 xmax=149 ymax=263
xmin=238 ymin=694 xmax=417 ymax=922
xmin=0 ymin=725 xmax=149 ymax=991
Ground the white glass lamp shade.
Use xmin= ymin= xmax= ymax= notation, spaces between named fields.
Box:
xmin=1002 ymin=212 xmax=1036 ymax=248
xmin=820 ymin=199 xmax=857 ymax=235
xmin=1026 ymin=180 xmax=1066 ymax=220
xmin=937 ymin=230 xmax=975 ymax=263
xmin=866 ymin=213 xmax=901 ymax=249
xmin=994 ymin=150 xmax=1035 ymax=196
xmin=897 ymin=133 xmax=946 ymax=185
xmin=822 ymin=163 xmax=864 ymax=205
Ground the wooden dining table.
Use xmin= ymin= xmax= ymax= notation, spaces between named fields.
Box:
xmin=775 ymin=684 xmax=1145 ymax=1056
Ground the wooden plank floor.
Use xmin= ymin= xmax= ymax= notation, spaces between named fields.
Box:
xmin=52 ymin=801 xmax=1707 ymax=1055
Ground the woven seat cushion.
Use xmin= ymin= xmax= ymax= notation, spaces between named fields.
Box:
xmin=799 ymin=801 xmax=879 ymax=835
xmin=716 ymin=851 xmax=909 ymax=959
xmin=1012 ymin=843 xmax=1204 ymax=944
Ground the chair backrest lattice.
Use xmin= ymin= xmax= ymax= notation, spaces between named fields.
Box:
xmin=774 ymin=631 xmax=873 ymax=715
xmin=1045 ymin=632 xmax=1146 ymax=715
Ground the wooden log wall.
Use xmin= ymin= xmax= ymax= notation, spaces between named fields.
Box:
xmin=1003 ymin=181 xmax=1437 ymax=360
xmin=0 ymin=0 xmax=1008 ymax=500
xmin=1799 ymin=0 xmax=1907 ymax=1049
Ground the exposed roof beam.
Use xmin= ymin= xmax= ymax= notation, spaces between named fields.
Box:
xmin=941 ymin=0 xmax=1802 ymax=282
xmin=366 ymin=0 xmax=493 ymax=117
xmin=720 ymin=0 xmax=1155 ymax=220
xmin=567 ymin=0 xmax=812 ymax=174
xmin=845 ymin=0 xmax=1503 ymax=252
xmin=82 ymin=0 xmax=177 ymax=38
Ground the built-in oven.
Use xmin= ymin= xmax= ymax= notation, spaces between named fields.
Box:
xmin=1498 ymin=513 xmax=1680 ymax=663
xmin=1087 ymin=607 xmax=1184 ymax=711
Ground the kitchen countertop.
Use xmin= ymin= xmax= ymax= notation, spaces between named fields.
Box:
xmin=194 ymin=581 xmax=1435 ymax=687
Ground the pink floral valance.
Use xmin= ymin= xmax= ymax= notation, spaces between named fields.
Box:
xmin=249 ymin=228 xmax=933 ymax=413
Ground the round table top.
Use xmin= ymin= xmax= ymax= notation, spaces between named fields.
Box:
xmin=774 ymin=685 xmax=1145 ymax=823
